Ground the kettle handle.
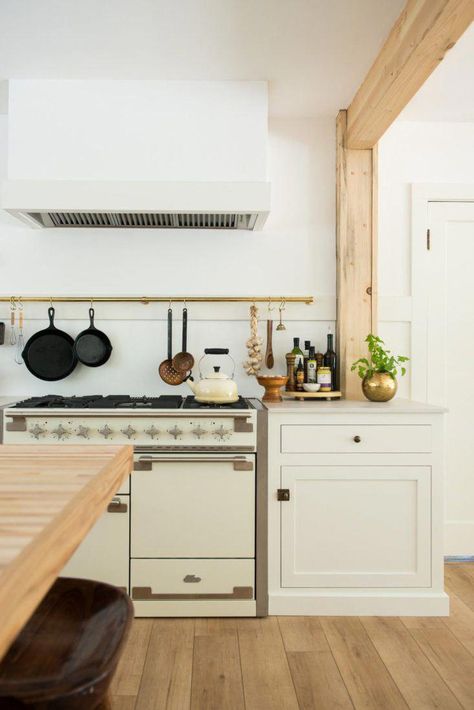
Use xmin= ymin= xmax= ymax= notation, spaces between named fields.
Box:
xmin=198 ymin=350 xmax=235 ymax=379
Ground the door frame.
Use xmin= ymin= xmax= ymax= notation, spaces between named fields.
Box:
xmin=411 ymin=184 xmax=474 ymax=402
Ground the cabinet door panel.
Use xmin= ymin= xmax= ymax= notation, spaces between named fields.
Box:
xmin=61 ymin=494 xmax=129 ymax=590
xmin=281 ymin=466 xmax=431 ymax=588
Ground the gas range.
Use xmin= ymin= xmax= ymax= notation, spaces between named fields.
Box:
xmin=2 ymin=395 xmax=258 ymax=451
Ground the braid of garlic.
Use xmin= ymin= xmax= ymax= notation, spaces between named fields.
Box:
xmin=243 ymin=304 xmax=263 ymax=376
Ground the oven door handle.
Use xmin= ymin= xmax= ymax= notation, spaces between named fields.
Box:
xmin=134 ymin=456 xmax=253 ymax=471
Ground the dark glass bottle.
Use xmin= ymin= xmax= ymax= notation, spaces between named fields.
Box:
xmin=303 ymin=340 xmax=311 ymax=380
xmin=324 ymin=333 xmax=337 ymax=390
xmin=295 ymin=360 xmax=305 ymax=391
xmin=291 ymin=338 xmax=304 ymax=373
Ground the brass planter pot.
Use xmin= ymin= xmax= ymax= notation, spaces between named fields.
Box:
xmin=362 ymin=372 xmax=397 ymax=402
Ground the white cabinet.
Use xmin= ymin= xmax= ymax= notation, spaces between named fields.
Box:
xmin=61 ymin=494 xmax=130 ymax=591
xmin=266 ymin=400 xmax=447 ymax=616
xmin=281 ymin=465 xmax=431 ymax=588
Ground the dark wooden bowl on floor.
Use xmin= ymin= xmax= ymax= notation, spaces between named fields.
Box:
xmin=0 ymin=577 xmax=133 ymax=709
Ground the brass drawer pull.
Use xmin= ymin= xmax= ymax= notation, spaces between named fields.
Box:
xmin=107 ymin=497 xmax=128 ymax=513
xmin=353 ymin=435 xmax=361 ymax=443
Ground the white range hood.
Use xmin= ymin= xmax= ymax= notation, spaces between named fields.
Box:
xmin=1 ymin=80 xmax=270 ymax=231
xmin=1 ymin=180 xmax=270 ymax=230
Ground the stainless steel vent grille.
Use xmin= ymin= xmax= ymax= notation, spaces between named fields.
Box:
xmin=28 ymin=212 xmax=259 ymax=230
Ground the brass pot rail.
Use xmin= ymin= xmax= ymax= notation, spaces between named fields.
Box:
xmin=0 ymin=295 xmax=313 ymax=305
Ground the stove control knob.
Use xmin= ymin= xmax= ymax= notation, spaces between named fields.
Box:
xmin=145 ymin=425 xmax=160 ymax=439
xmin=76 ymin=425 xmax=89 ymax=439
xmin=192 ymin=425 xmax=207 ymax=439
xmin=99 ymin=425 xmax=113 ymax=439
xmin=29 ymin=424 xmax=46 ymax=440
xmin=168 ymin=425 xmax=183 ymax=440
xmin=214 ymin=425 xmax=230 ymax=440
xmin=121 ymin=425 xmax=136 ymax=440
xmin=52 ymin=424 xmax=69 ymax=440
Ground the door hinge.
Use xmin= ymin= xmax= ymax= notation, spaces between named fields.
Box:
xmin=426 ymin=228 xmax=431 ymax=251
xmin=277 ymin=489 xmax=290 ymax=501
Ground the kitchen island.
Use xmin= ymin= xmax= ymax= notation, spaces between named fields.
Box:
xmin=0 ymin=444 xmax=133 ymax=660
xmin=264 ymin=398 xmax=448 ymax=615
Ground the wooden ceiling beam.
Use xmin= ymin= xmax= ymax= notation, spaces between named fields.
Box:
xmin=346 ymin=0 xmax=474 ymax=150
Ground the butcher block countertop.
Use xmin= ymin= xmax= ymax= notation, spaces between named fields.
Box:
xmin=0 ymin=444 xmax=133 ymax=661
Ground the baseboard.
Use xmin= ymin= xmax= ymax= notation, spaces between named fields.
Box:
xmin=269 ymin=592 xmax=449 ymax=616
xmin=445 ymin=522 xmax=474 ymax=556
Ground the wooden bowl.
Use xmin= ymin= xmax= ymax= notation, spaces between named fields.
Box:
xmin=257 ymin=375 xmax=289 ymax=402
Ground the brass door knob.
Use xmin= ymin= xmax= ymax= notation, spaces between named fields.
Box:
xmin=353 ymin=435 xmax=361 ymax=443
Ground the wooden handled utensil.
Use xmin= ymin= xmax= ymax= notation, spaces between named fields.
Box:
xmin=265 ymin=319 xmax=274 ymax=369
xmin=159 ymin=308 xmax=185 ymax=385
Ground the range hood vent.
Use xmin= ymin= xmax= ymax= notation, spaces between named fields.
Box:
xmin=1 ymin=181 xmax=270 ymax=231
xmin=28 ymin=211 xmax=259 ymax=230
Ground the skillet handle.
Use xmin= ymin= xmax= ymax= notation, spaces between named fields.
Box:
xmin=89 ymin=308 xmax=95 ymax=327
xmin=167 ymin=308 xmax=172 ymax=360
xmin=48 ymin=307 xmax=55 ymax=327
xmin=182 ymin=308 xmax=187 ymax=351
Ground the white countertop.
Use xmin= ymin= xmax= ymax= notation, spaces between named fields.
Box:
xmin=263 ymin=398 xmax=446 ymax=414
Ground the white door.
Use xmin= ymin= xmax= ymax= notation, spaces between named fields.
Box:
xmin=131 ymin=454 xmax=255 ymax=558
xmin=280 ymin=466 xmax=431 ymax=588
xmin=423 ymin=201 xmax=474 ymax=555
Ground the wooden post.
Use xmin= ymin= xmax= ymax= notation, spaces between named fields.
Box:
xmin=336 ymin=110 xmax=377 ymax=399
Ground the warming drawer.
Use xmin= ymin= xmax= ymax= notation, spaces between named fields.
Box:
xmin=131 ymin=454 xmax=255 ymax=558
xmin=131 ymin=558 xmax=255 ymax=601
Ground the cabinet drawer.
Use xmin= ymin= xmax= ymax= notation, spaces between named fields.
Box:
xmin=61 ymin=494 xmax=129 ymax=590
xmin=281 ymin=424 xmax=432 ymax=454
xmin=131 ymin=559 xmax=255 ymax=601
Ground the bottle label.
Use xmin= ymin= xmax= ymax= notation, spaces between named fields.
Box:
xmin=307 ymin=362 xmax=317 ymax=382
xmin=317 ymin=369 xmax=332 ymax=391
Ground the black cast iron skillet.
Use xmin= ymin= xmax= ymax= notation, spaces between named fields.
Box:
xmin=73 ymin=308 xmax=113 ymax=367
xmin=22 ymin=307 xmax=77 ymax=381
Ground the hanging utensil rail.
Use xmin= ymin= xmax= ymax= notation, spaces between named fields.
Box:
xmin=0 ymin=295 xmax=313 ymax=305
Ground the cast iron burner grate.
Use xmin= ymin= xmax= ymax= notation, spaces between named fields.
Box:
xmin=182 ymin=396 xmax=250 ymax=410
xmin=12 ymin=395 xmax=184 ymax=409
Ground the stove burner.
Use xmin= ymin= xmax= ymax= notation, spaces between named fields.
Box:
xmin=12 ymin=395 xmax=184 ymax=410
xmin=182 ymin=396 xmax=250 ymax=410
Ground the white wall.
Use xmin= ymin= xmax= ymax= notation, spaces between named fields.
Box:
xmin=0 ymin=115 xmax=336 ymax=397
xmin=378 ymin=120 xmax=474 ymax=400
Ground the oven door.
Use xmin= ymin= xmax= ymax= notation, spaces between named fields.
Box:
xmin=131 ymin=453 xmax=255 ymax=558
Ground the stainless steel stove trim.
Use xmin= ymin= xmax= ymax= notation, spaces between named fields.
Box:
xmin=134 ymin=455 xmax=253 ymax=471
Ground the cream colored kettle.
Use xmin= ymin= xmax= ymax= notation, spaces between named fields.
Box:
xmin=187 ymin=348 xmax=239 ymax=404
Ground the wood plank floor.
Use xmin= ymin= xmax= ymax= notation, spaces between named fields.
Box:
xmin=111 ymin=563 xmax=474 ymax=710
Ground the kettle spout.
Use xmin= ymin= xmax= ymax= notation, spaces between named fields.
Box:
xmin=186 ymin=377 xmax=197 ymax=395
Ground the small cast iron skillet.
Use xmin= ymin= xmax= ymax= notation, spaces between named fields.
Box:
xmin=73 ymin=308 xmax=113 ymax=367
xmin=22 ymin=307 xmax=77 ymax=381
